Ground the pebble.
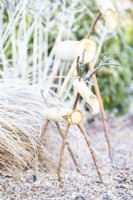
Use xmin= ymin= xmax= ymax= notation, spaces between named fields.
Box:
xmin=31 ymin=187 xmax=38 ymax=192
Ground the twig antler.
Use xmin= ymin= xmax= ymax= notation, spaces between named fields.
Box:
xmin=84 ymin=53 xmax=119 ymax=81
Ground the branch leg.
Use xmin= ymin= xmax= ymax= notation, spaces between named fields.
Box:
xmin=88 ymin=63 xmax=113 ymax=161
xmin=78 ymin=124 xmax=104 ymax=184
xmin=40 ymin=120 xmax=49 ymax=144
xmin=55 ymin=122 xmax=80 ymax=173
xmin=58 ymin=61 xmax=76 ymax=101
xmin=57 ymin=124 xmax=70 ymax=188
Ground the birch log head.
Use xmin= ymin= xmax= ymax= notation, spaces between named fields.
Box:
xmin=73 ymin=79 xmax=100 ymax=115
xmin=55 ymin=39 xmax=96 ymax=63
xmin=69 ymin=110 xmax=83 ymax=125
xmin=95 ymin=0 xmax=118 ymax=31
xmin=44 ymin=108 xmax=83 ymax=125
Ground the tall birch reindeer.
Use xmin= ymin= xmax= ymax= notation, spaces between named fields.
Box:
xmin=48 ymin=0 xmax=119 ymax=161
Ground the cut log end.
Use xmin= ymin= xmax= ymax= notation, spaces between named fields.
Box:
xmin=69 ymin=110 xmax=83 ymax=125
xmin=104 ymin=10 xmax=118 ymax=31
xmin=95 ymin=0 xmax=118 ymax=31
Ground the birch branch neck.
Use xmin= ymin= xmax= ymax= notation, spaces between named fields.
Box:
xmin=87 ymin=12 xmax=101 ymax=39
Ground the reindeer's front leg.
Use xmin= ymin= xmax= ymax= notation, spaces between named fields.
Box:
xmin=57 ymin=123 xmax=70 ymax=188
xmin=55 ymin=122 xmax=80 ymax=173
xmin=40 ymin=120 xmax=49 ymax=144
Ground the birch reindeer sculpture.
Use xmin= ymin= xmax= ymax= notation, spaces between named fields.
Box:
xmin=40 ymin=52 xmax=113 ymax=188
xmin=51 ymin=0 xmax=119 ymax=161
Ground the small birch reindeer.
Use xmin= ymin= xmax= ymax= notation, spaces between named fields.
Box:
xmin=40 ymin=51 xmax=118 ymax=188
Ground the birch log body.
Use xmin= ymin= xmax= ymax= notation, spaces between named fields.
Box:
xmin=55 ymin=39 xmax=96 ymax=63
xmin=73 ymin=79 xmax=100 ymax=114
xmin=95 ymin=0 xmax=118 ymax=31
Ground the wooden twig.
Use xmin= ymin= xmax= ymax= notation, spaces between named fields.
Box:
xmin=84 ymin=62 xmax=104 ymax=81
xmin=73 ymin=93 xmax=80 ymax=110
xmin=55 ymin=122 xmax=80 ymax=173
xmin=40 ymin=120 xmax=49 ymax=143
xmin=78 ymin=124 xmax=104 ymax=184
xmin=88 ymin=63 xmax=113 ymax=160
xmin=87 ymin=12 xmax=101 ymax=39
xmin=85 ymin=52 xmax=119 ymax=81
xmin=57 ymin=123 xmax=70 ymax=188
xmin=86 ymin=12 xmax=113 ymax=161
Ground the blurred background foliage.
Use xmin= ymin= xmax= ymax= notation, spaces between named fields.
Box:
xmin=0 ymin=0 xmax=133 ymax=114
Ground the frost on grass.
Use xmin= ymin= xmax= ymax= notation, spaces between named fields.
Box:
xmin=0 ymin=79 xmax=42 ymax=173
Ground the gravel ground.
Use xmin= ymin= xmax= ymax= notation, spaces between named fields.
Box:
xmin=0 ymin=114 xmax=133 ymax=200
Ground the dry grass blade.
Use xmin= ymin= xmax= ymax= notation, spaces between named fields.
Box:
xmin=0 ymin=79 xmax=60 ymax=175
